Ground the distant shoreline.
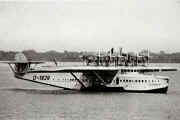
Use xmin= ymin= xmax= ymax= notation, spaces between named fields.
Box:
xmin=1 ymin=50 xmax=180 ymax=63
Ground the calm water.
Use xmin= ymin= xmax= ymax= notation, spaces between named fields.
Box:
xmin=0 ymin=63 xmax=180 ymax=120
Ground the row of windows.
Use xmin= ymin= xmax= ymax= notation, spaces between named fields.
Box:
xmin=115 ymin=78 xmax=160 ymax=84
xmin=61 ymin=78 xmax=87 ymax=82
xmin=121 ymin=70 xmax=140 ymax=72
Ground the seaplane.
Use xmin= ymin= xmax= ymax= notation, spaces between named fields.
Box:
xmin=2 ymin=48 xmax=178 ymax=93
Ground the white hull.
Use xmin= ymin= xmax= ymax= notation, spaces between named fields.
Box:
xmin=15 ymin=72 xmax=169 ymax=93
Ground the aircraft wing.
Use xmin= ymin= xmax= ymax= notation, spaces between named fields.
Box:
xmin=29 ymin=66 xmax=179 ymax=73
xmin=128 ymin=66 xmax=178 ymax=72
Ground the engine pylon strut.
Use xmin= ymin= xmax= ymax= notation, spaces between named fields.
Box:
xmin=92 ymin=71 xmax=106 ymax=86
xmin=70 ymin=72 xmax=86 ymax=89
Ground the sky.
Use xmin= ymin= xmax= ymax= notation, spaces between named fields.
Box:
xmin=0 ymin=0 xmax=180 ymax=53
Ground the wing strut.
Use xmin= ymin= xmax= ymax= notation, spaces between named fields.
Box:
xmin=92 ymin=71 xmax=106 ymax=86
xmin=70 ymin=72 xmax=86 ymax=89
xmin=8 ymin=63 xmax=15 ymax=74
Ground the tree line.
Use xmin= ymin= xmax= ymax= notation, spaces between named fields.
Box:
xmin=0 ymin=50 xmax=180 ymax=63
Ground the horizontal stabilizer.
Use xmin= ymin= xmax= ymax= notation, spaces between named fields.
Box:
xmin=0 ymin=52 xmax=45 ymax=64
xmin=0 ymin=61 xmax=45 ymax=64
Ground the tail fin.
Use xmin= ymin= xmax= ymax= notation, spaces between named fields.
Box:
xmin=14 ymin=52 xmax=28 ymax=62
xmin=14 ymin=53 xmax=30 ymax=74
xmin=1 ymin=52 xmax=44 ymax=75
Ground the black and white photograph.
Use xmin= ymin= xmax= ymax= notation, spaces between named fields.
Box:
xmin=0 ymin=0 xmax=180 ymax=120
